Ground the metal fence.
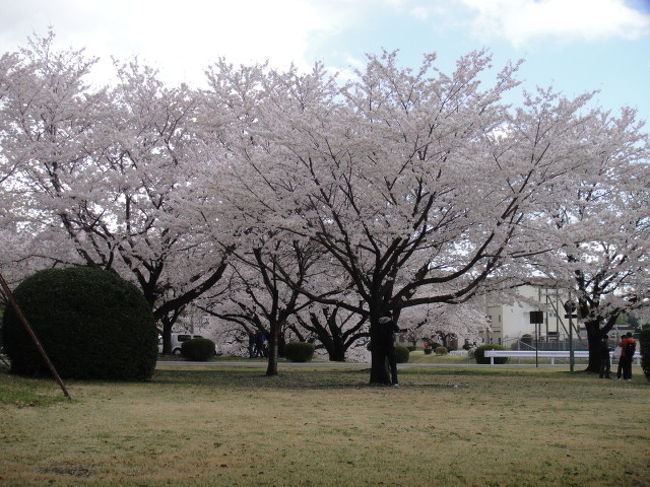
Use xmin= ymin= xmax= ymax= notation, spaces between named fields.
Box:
xmin=504 ymin=337 xmax=590 ymax=352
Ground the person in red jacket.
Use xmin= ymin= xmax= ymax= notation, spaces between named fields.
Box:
xmin=617 ymin=332 xmax=636 ymax=381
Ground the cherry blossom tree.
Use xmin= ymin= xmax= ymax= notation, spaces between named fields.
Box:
xmin=206 ymin=50 xmax=622 ymax=383
xmin=198 ymin=232 xmax=323 ymax=375
xmin=95 ymin=60 xmax=234 ymax=352
xmin=290 ymin=303 xmax=369 ymax=362
xmin=399 ymin=300 xmax=488 ymax=350
xmin=4 ymin=33 xmax=647 ymax=380
xmin=0 ymin=50 xmax=23 ymax=234
xmin=525 ymin=109 xmax=650 ymax=371
xmin=0 ymin=34 xmax=234 ymax=352
xmin=0 ymin=31 xmax=102 ymax=294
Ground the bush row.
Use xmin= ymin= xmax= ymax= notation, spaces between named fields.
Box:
xmin=181 ymin=338 xmax=217 ymax=361
xmin=284 ymin=341 xmax=315 ymax=362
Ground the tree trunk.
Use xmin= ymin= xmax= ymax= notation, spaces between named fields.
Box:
xmin=370 ymin=345 xmax=390 ymax=384
xmin=159 ymin=309 xmax=185 ymax=355
xmin=328 ymin=345 xmax=346 ymax=362
xmin=585 ymin=323 xmax=602 ymax=373
xmin=327 ymin=315 xmax=346 ymax=361
xmin=161 ymin=317 xmax=174 ymax=355
xmin=584 ymin=315 xmax=617 ymax=373
xmin=266 ymin=323 xmax=280 ymax=376
xmin=369 ymin=319 xmax=390 ymax=384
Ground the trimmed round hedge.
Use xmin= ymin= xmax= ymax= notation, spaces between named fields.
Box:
xmin=181 ymin=338 xmax=216 ymax=361
xmin=2 ymin=266 xmax=157 ymax=380
xmin=434 ymin=346 xmax=449 ymax=355
xmin=284 ymin=341 xmax=315 ymax=362
xmin=395 ymin=344 xmax=410 ymax=363
xmin=474 ymin=344 xmax=509 ymax=364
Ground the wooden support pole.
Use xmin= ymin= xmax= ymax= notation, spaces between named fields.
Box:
xmin=0 ymin=272 xmax=72 ymax=400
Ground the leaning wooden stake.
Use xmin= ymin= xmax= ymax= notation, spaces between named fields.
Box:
xmin=0 ymin=272 xmax=72 ymax=400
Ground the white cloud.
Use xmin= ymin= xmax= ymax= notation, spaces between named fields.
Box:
xmin=410 ymin=6 xmax=431 ymax=20
xmin=3 ymin=0 xmax=648 ymax=88
xmin=122 ymin=0 xmax=342 ymax=67
xmin=0 ymin=0 xmax=352 ymax=86
xmin=459 ymin=0 xmax=650 ymax=46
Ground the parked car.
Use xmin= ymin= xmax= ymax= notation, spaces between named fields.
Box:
xmin=158 ymin=333 xmax=221 ymax=355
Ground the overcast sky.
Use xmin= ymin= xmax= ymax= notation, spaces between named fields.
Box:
xmin=1 ymin=0 xmax=649 ymax=126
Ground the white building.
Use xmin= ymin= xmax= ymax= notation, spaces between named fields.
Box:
xmin=482 ymin=282 xmax=582 ymax=347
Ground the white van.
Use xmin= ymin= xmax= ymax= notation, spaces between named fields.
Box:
xmin=158 ymin=333 xmax=221 ymax=355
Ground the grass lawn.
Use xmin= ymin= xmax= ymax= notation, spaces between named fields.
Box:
xmin=1 ymin=364 xmax=648 ymax=487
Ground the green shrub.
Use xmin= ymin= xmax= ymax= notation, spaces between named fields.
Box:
xmin=434 ymin=346 xmax=448 ymax=355
xmin=2 ymin=266 xmax=157 ymax=381
xmin=640 ymin=328 xmax=650 ymax=382
xmin=474 ymin=344 xmax=509 ymax=364
xmin=181 ymin=338 xmax=216 ymax=361
xmin=395 ymin=344 xmax=410 ymax=363
xmin=284 ymin=341 xmax=315 ymax=362
xmin=407 ymin=345 xmax=417 ymax=352
xmin=424 ymin=348 xmax=432 ymax=355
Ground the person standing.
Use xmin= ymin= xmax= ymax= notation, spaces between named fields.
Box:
xmin=257 ymin=331 xmax=268 ymax=358
xmin=619 ymin=332 xmax=637 ymax=381
xmin=598 ymin=335 xmax=612 ymax=379
xmin=377 ymin=315 xmax=401 ymax=386
xmin=615 ymin=336 xmax=625 ymax=379
xmin=253 ymin=331 xmax=263 ymax=358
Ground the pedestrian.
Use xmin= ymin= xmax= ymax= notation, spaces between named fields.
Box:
xmin=377 ymin=314 xmax=401 ymax=387
xmin=253 ymin=330 xmax=262 ymax=358
xmin=256 ymin=331 xmax=268 ymax=358
xmin=615 ymin=336 xmax=624 ymax=379
xmin=598 ymin=335 xmax=612 ymax=379
xmin=619 ymin=332 xmax=636 ymax=381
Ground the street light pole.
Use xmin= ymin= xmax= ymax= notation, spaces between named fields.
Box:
xmin=564 ymin=295 xmax=576 ymax=373
xmin=529 ymin=311 xmax=544 ymax=368
xmin=535 ymin=321 xmax=539 ymax=368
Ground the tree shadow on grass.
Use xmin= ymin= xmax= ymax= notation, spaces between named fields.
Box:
xmin=151 ymin=367 xmax=374 ymax=389
xmin=151 ymin=367 xmax=476 ymax=390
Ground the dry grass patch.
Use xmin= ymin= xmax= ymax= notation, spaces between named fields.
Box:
xmin=0 ymin=366 xmax=648 ymax=487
